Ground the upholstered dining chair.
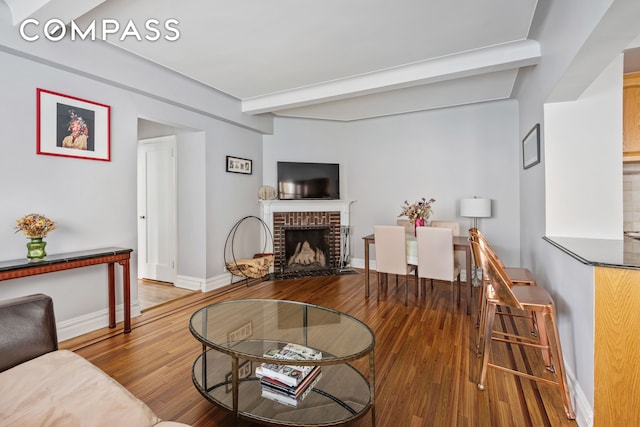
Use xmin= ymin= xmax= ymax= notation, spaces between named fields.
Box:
xmin=374 ymin=225 xmax=418 ymax=306
xmin=430 ymin=220 xmax=460 ymax=235
xmin=416 ymin=226 xmax=461 ymax=310
xmin=469 ymin=232 xmax=575 ymax=420
xmin=431 ymin=220 xmax=463 ymax=270
xmin=396 ymin=218 xmax=414 ymax=235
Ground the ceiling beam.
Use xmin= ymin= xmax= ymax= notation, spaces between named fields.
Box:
xmin=242 ymin=39 xmax=540 ymax=115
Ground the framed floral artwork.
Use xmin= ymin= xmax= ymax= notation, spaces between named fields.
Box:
xmin=36 ymin=88 xmax=111 ymax=161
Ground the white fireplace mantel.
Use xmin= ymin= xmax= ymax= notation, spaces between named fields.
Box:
xmin=258 ymin=199 xmax=355 ymax=254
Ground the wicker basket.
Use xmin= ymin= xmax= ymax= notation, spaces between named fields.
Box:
xmin=225 ymin=254 xmax=274 ymax=279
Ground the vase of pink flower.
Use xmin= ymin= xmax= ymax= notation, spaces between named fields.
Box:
xmin=399 ymin=198 xmax=435 ymax=236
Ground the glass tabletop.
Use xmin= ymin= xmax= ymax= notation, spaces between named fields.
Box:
xmin=189 ymin=299 xmax=375 ymax=363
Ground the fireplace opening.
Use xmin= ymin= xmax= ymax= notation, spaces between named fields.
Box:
xmin=281 ymin=226 xmax=333 ymax=275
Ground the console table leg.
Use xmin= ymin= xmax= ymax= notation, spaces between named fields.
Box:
xmin=108 ymin=263 xmax=116 ymax=328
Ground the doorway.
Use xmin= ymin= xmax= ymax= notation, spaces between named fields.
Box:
xmin=137 ymin=135 xmax=178 ymax=284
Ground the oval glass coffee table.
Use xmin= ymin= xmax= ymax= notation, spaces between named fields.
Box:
xmin=189 ymin=299 xmax=375 ymax=426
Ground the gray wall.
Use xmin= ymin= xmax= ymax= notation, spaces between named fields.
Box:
xmin=263 ymin=100 xmax=521 ymax=268
xmin=0 ymin=4 xmax=268 ymax=340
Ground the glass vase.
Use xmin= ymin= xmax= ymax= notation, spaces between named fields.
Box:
xmin=414 ymin=218 xmax=425 ymax=236
xmin=26 ymin=238 xmax=47 ymax=259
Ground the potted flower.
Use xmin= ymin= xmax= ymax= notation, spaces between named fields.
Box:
xmin=399 ymin=197 xmax=435 ymax=234
xmin=15 ymin=213 xmax=56 ymax=259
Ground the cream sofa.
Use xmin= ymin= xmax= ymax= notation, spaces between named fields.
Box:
xmin=0 ymin=294 xmax=190 ymax=427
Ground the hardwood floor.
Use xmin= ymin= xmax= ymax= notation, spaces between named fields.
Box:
xmin=60 ymin=271 xmax=578 ymax=427
xmin=138 ymin=279 xmax=196 ymax=311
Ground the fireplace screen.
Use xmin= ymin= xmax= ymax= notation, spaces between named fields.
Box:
xmin=282 ymin=226 xmax=332 ymax=273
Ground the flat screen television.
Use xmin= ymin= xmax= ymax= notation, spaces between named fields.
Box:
xmin=277 ymin=161 xmax=340 ymax=200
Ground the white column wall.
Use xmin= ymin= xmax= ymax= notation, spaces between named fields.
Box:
xmin=545 ymin=57 xmax=623 ymax=239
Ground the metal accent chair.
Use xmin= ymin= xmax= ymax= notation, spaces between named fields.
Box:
xmin=469 ymin=228 xmax=542 ymax=359
xmin=416 ymin=226 xmax=461 ymax=310
xmin=374 ymin=225 xmax=418 ymax=305
xmin=469 ymin=228 xmax=536 ymax=286
xmin=469 ymin=232 xmax=576 ymax=420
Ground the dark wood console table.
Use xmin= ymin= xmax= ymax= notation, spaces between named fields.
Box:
xmin=0 ymin=247 xmax=134 ymax=333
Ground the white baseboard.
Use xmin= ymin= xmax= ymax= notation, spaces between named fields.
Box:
xmin=175 ymin=273 xmax=242 ymax=293
xmin=566 ymin=365 xmax=593 ymax=427
xmin=203 ymin=273 xmax=233 ymax=292
xmin=56 ymin=301 xmax=142 ymax=342
xmin=174 ymin=275 xmax=205 ymax=291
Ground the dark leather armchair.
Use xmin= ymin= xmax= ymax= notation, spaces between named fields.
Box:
xmin=0 ymin=293 xmax=58 ymax=372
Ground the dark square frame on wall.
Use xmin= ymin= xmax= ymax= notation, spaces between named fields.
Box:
xmin=36 ymin=88 xmax=111 ymax=161
xmin=226 ymin=155 xmax=252 ymax=174
xmin=522 ymin=123 xmax=541 ymax=169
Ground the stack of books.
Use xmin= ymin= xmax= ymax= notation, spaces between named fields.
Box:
xmin=255 ymin=343 xmax=322 ymax=407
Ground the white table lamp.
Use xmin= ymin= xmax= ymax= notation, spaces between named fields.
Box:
xmin=460 ymin=197 xmax=492 ymax=229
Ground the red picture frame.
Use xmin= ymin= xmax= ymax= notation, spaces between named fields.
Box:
xmin=36 ymin=88 xmax=111 ymax=161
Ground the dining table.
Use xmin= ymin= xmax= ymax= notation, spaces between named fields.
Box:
xmin=362 ymin=232 xmax=474 ymax=315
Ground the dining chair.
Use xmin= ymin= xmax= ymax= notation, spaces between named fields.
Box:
xmin=431 ymin=220 xmax=463 ymax=272
xmin=469 ymin=232 xmax=575 ymax=420
xmin=430 ymin=220 xmax=460 ymax=235
xmin=374 ymin=225 xmax=418 ymax=306
xmin=396 ymin=218 xmax=414 ymax=235
xmin=416 ymin=226 xmax=461 ymax=310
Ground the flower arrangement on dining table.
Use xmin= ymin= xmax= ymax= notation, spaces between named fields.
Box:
xmin=399 ymin=197 xmax=436 ymax=226
xmin=15 ymin=213 xmax=56 ymax=239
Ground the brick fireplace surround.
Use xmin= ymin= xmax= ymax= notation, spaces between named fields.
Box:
xmin=258 ymin=200 xmax=354 ymax=276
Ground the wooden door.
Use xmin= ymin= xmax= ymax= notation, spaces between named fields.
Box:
xmin=137 ymin=136 xmax=177 ymax=283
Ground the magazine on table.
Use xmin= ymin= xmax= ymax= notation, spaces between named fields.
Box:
xmin=260 ymin=371 xmax=322 ymax=407
xmin=263 ymin=343 xmax=323 ymax=362
xmin=255 ymin=342 xmax=322 ymax=387
xmin=255 ymin=363 xmax=314 ymax=387
xmin=260 ymin=366 xmax=322 ymax=397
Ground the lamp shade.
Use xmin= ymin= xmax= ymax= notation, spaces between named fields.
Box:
xmin=460 ymin=198 xmax=491 ymax=218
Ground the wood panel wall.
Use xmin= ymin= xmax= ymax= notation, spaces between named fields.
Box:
xmin=594 ymin=266 xmax=640 ymax=426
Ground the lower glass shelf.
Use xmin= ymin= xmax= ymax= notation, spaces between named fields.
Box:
xmin=192 ymin=349 xmax=372 ymax=426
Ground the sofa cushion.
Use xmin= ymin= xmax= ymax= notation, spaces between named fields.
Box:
xmin=0 ymin=350 xmax=161 ymax=426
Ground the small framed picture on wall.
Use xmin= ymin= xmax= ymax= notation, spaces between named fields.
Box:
xmin=226 ymin=155 xmax=252 ymax=174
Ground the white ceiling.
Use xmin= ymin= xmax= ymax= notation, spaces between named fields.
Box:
xmin=5 ymin=0 xmax=543 ymax=121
